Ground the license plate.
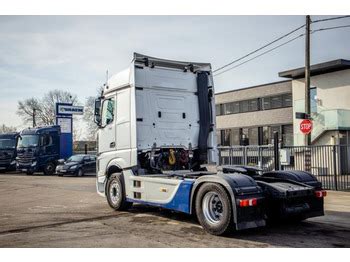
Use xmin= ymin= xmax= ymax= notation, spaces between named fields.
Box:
xmin=60 ymin=170 xmax=67 ymax=173
xmin=22 ymin=169 xmax=27 ymax=172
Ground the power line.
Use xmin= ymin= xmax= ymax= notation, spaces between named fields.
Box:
xmin=213 ymin=16 xmax=350 ymax=77
xmin=312 ymin=15 xmax=350 ymax=24
xmin=214 ymin=34 xmax=305 ymax=77
xmin=213 ymin=24 xmax=306 ymax=73
xmin=312 ymin=24 xmax=350 ymax=33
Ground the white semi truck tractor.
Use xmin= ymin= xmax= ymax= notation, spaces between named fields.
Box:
xmin=94 ymin=53 xmax=326 ymax=235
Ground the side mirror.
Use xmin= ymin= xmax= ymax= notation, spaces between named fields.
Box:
xmin=94 ymin=98 xmax=102 ymax=126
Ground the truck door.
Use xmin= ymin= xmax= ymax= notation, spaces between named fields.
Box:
xmin=98 ymin=95 xmax=116 ymax=154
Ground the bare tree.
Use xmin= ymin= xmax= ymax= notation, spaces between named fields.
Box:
xmin=0 ymin=124 xmax=17 ymax=134
xmin=17 ymin=90 xmax=78 ymax=126
xmin=83 ymin=86 xmax=103 ymax=141
xmin=17 ymin=98 xmax=42 ymax=126
xmin=39 ymin=90 xmax=78 ymax=125
xmin=73 ymin=124 xmax=83 ymax=142
xmin=83 ymin=96 xmax=98 ymax=141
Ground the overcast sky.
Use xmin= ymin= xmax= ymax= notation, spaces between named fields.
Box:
xmin=0 ymin=15 xmax=349 ymax=131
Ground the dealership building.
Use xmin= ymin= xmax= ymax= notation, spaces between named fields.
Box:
xmin=215 ymin=59 xmax=350 ymax=147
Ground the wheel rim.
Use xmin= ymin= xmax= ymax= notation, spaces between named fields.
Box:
xmin=46 ymin=164 xmax=54 ymax=173
xmin=202 ymin=191 xmax=224 ymax=225
xmin=109 ymin=180 xmax=121 ymax=205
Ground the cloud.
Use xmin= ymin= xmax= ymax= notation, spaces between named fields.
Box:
xmin=0 ymin=15 xmax=349 ymax=130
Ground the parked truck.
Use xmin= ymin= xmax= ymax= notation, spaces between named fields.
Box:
xmin=16 ymin=125 xmax=61 ymax=175
xmin=0 ymin=132 xmax=18 ymax=172
xmin=94 ymin=53 xmax=326 ymax=235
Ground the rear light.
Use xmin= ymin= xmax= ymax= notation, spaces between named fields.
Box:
xmin=239 ymin=198 xmax=258 ymax=207
xmin=314 ymin=190 xmax=327 ymax=198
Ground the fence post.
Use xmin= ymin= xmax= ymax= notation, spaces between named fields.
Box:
xmin=333 ymin=145 xmax=338 ymax=191
xmin=274 ymin=132 xmax=279 ymax=171
xmin=84 ymin=144 xmax=88 ymax=155
xmin=258 ymin=147 xmax=262 ymax=169
xmin=243 ymin=146 xmax=247 ymax=165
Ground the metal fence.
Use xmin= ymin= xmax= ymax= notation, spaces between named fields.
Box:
xmin=218 ymin=145 xmax=350 ymax=191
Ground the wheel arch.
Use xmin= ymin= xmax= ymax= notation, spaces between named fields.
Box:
xmin=190 ymin=175 xmax=238 ymax=225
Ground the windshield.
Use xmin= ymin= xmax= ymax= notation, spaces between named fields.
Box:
xmin=66 ymin=155 xmax=85 ymax=162
xmin=0 ymin=139 xmax=16 ymax=149
xmin=17 ymin=135 xmax=39 ymax=147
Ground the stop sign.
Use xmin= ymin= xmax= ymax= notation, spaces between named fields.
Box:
xmin=300 ymin=119 xmax=313 ymax=134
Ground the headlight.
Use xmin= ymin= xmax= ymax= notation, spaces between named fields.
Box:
xmin=69 ymin=165 xmax=78 ymax=170
xmin=31 ymin=161 xmax=37 ymax=167
xmin=10 ymin=160 xmax=16 ymax=165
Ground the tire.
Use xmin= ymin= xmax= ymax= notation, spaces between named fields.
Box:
xmin=106 ymin=173 xmax=133 ymax=211
xmin=58 ymin=173 xmax=63 ymax=177
xmin=43 ymin=162 xmax=55 ymax=176
xmin=26 ymin=171 xmax=34 ymax=175
xmin=195 ymin=183 xmax=232 ymax=236
xmin=77 ymin=168 xmax=84 ymax=177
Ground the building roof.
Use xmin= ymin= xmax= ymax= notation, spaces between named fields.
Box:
xmin=215 ymin=80 xmax=291 ymax=95
xmin=279 ymin=59 xmax=350 ymax=79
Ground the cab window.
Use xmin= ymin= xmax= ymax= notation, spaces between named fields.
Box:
xmin=101 ymin=98 xmax=115 ymax=126
xmin=40 ymin=134 xmax=52 ymax=146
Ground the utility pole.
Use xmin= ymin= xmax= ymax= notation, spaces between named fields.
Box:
xmin=305 ymin=15 xmax=311 ymax=146
xmin=32 ymin=108 xmax=36 ymax=127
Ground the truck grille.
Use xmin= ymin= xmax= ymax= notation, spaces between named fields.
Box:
xmin=17 ymin=151 xmax=35 ymax=164
xmin=0 ymin=153 xmax=12 ymax=160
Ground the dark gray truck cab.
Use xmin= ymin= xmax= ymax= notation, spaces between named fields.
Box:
xmin=0 ymin=132 xmax=18 ymax=172
xmin=16 ymin=125 xmax=61 ymax=175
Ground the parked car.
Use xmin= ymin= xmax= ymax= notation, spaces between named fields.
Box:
xmin=56 ymin=154 xmax=96 ymax=176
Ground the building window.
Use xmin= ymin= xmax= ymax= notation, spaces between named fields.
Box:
xmin=240 ymin=101 xmax=249 ymax=113
xmin=282 ymin=93 xmax=293 ymax=107
xmin=282 ymin=124 xmax=294 ymax=146
xmin=222 ymin=129 xmax=231 ymax=146
xmin=262 ymin=126 xmax=270 ymax=145
xmin=249 ymin=99 xmax=259 ymax=111
xmin=270 ymin=95 xmax=283 ymax=109
xmin=248 ymin=127 xmax=259 ymax=145
xmin=216 ymin=104 xmax=222 ymax=116
xmin=231 ymin=129 xmax=240 ymax=145
xmin=262 ymin=97 xmax=271 ymax=110
xmin=262 ymin=93 xmax=292 ymax=110
xmin=218 ymin=128 xmax=241 ymax=146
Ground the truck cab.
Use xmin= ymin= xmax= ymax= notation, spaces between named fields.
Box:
xmin=0 ymin=132 xmax=18 ymax=172
xmin=16 ymin=125 xmax=61 ymax=175
xmin=94 ymin=53 xmax=325 ymax=236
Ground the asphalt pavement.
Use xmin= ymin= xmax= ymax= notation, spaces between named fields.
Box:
xmin=0 ymin=172 xmax=349 ymax=248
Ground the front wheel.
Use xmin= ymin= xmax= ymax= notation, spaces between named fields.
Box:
xmin=195 ymin=183 xmax=232 ymax=235
xmin=106 ymin=173 xmax=132 ymax=211
xmin=77 ymin=168 xmax=84 ymax=177
xmin=44 ymin=162 xmax=55 ymax=176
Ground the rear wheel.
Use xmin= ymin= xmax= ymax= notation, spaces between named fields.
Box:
xmin=44 ymin=162 xmax=55 ymax=176
xmin=106 ymin=173 xmax=132 ymax=211
xmin=195 ymin=183 xmax=232 ymax=235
